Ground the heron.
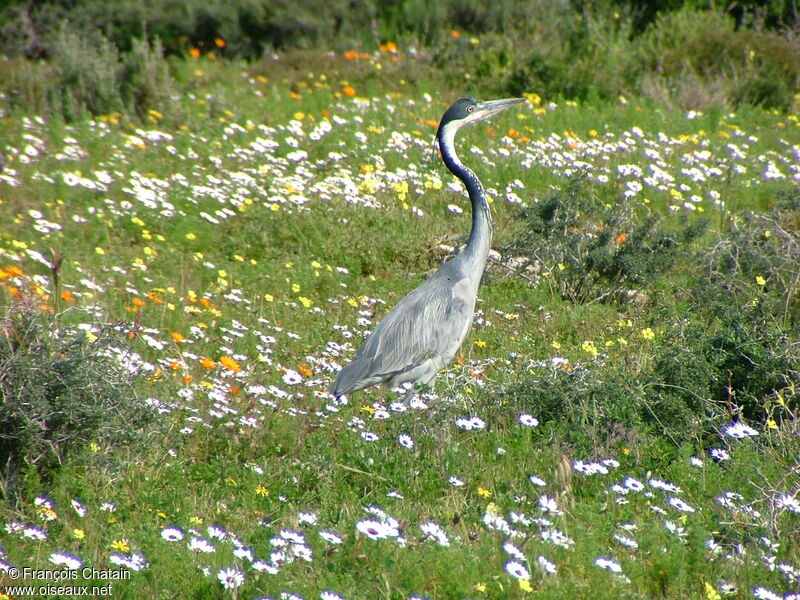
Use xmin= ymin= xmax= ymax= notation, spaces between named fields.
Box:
xmin=331 ymin=96 xmax=524 ymax=398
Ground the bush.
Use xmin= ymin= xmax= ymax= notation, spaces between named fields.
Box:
xmin=506 ymin=178 xmax=706 ymax=304
xmin=121 ymin=37 xmax=179 ymax=120
xmin=701 ymin=201 xmax=800 ymax=327
xmin=0 ymin=300 xmax=157 ymax=496
xmin=500 ymin=182 xmax=799 ymax=444
xmin=5 ymin=27 xmax=178 ymax=122
xmin=635 ymin=8 xmax=800 ymax=110
xmin=46 ymin=27 xmax=124 ymax=121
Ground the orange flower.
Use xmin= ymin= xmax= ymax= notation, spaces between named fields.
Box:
xmin=60 ymin=289 xmax=75 ymax=302
xmin=425 ymin=119 xmax=438 ymax=128
xmin=170 ymin=332 xmax=185 ymax=344
xmin=200 ymin=357 xmax=216 ymax=369
xmin=343 ymin=50 xmax=360 ymax=60
xmin=214 ymin=37 xmax=226 ymax=48
xmin=219 ymin=355 xmax=241 ymax=372
xmin=2 ymin=266 xmax=25 ymax=278
xmin=342 ymin=85 xmax=356 ymax=97
xmin=450 ymin=30 xmax=461 ymax=39
xmin=147 ymin=291 xmax=163 ymax=304
xmin=298 ymin=363 xmax=313 ymax=376
xmin=132 ymin=297 xmax=146 ymax=308
xmin=188 ymin=47 xmax=201 ymax=59
xmin=380 ymin=41 xmax=398 ymax=54
xmin=507 ymin=128 xmax=519 ymax=139
xmin=614 ymin=232 xmax=629 ymax=246
xmin=229 ymin=385 xmax=240 ymax=395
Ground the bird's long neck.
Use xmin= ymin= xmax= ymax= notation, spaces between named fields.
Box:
xmin=437 ymin=122 xmax=493 ymax=271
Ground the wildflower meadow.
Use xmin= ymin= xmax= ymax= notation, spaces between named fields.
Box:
xmin=1 ymin=26 xmax=800 ymax=600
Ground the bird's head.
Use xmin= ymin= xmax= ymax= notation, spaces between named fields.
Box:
xmin=437 ymin=96 xmax=524 ymax=140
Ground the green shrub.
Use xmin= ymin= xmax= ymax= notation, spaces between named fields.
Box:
xmin=46 ymin=27 xmax=124 ymax=121
xmin=0 ymin=300 xmax=157 ymax=496
xmin=501 ymin=182 xmax=798 ymax=444
xmin=507 ymin=178 xmax=706 ymax=304
xmin=653 ymin=295 xmax=799 ymax=426
xmin=635 ymin=8 xmax=800 ymax=110
xmin=5 ymin=27 xmax=178 ymax=122
xmin=121 ymin=37 xmax=179 ymax=120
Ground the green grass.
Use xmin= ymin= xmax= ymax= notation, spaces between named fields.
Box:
xmin=0 ymin=50 xmax=799 ymax=599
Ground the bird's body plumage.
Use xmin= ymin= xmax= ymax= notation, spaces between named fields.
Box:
xmin=331 ymin=96 xmax=522 ymax=398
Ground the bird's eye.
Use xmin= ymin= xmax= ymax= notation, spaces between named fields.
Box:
xmin=467 ymin=106 xmax=475 ymax=113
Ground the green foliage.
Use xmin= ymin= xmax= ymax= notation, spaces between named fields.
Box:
xmin=702 ymin=201 xmax=800 ymax=327
xmin=46 ymin=27 xmax=124 ymax=121
xmin=2 ymin=1 xmax=797 ymax=111
xmin=503 ymin=182 xmax=799 ymax=444
xmin=508 ymin=178 xmax=706 ymax=304
xmin=635 ymin=8 xmax=800 ymax=110
xmin=120 ymin=37 xmax=180 ymax=121
xmin=4 ymin=28 xmax=178 ymax=121
xmin=0 ymin=301 xmax=156 ymax=496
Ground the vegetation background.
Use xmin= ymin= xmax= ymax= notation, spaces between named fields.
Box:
xmin=0 ymin=0 xmax=798 ymax=599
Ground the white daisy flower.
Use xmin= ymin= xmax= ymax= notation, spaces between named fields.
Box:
xmin=356 ymin=519 xmax=398 ymax=540
xmin=160 ymin=526 xmax=184 ymax=542
xmin=723 ymin=422 xmax=758 ymax=438
xmin=504 ymin=559 xmax=530 ymax=580
xmin=49 ymin=552 xmax=82 ymax=569
xmin=217 ymin=567 xmax=244 ymax=590
xmin=537 ymin=555 xmax=557 ymax=574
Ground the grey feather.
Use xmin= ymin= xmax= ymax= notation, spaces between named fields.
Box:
xmin=331 ymin=96 xmax=524 ymax=397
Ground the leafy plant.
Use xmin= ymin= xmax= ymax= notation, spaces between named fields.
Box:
xmin=507 ymin=178 xmax=706 ymax=304
xmin=0 ymin=299 xmax=156 ymax=498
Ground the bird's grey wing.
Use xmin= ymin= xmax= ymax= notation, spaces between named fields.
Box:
xmin=332 ymin=272 xmax=476 ymax=395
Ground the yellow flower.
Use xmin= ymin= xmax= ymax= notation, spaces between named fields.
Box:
xmin=473 ymin=583 xmax=487 ymax=592
xmin=72 ymin=528 xmax=85 ymax=540
xmin=110 ymin=539 xmax=130 ymax=552
xmin=94 ymin=246 xmax=105 ymax=255
xmin=190 ymin=516 xmax=203 ymax=525
xmin=299 ymin=296 xmax=312 ymax=308
xmin=219 ymin=355 xmax=241 ymax=373
xmin=477 ymin=487 xmax=492 ymax=498
xmin=474 ymin=340 xmax=486 ymax=348
xmin=524 ymin=92 xmax=542 ymax=106
xmin=582 ymin=340 xmax=599 ymax=358
xmin=185 ymin=232 xmax=196 ymax=240
xmin=756 ymin=275 xmax=766 ymax=286
xmin=641 ymin=327 xmax=655 ymax=340
xmin=256 ymin=485 xmax=269 ymax=496
xmin=291 ymin=283 xmax=301 ymax=293
xmin=704 ymin=582 xmax=721 ymax=600
xmin=519 ymin=578 xmax=533 ymax=592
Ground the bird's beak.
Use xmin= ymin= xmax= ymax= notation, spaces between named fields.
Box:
xmin=474 ymin=97 xmax=525 ymax=121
